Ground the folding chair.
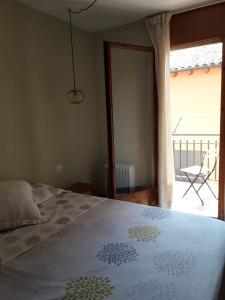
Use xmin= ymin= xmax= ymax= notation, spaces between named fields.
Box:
xmin=180 ymin=150 xmax=219 ymax=206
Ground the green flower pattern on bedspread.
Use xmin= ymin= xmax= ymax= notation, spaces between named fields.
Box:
xmin=24 ymin=235 xmax=41 ymax=246
xmin=62 ymin=276 xmax=114 ymax=300
xmin=128 ymin=225 xmax=161 ymax=242
xmin=0 ymin=189 xmax=104 ymax=266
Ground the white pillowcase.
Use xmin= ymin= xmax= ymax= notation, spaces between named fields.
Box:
xmin=0 ymin=180 xmax=46 ymax=232
xmin=32 ymin=183 xmax=63 ymax=206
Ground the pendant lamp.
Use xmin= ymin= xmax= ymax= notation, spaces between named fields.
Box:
xmin=66 ymin=8 xmax=85 ymax=104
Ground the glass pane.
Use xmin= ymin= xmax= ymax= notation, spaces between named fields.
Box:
xmin=111 ymin=48 xmax=155 ymax=196
xmin=170 ymin=42 xmax=222 ymax=218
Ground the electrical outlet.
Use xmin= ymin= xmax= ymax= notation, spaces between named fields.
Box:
xmin=56 ymin=165 xmax=63 ymax=173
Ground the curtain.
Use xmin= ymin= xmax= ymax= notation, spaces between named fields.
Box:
xmin=145 ymin=13 xmax=175 ymax=208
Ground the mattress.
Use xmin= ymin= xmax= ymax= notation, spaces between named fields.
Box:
xmin=0 ymin=191 xmax=225 ymax=300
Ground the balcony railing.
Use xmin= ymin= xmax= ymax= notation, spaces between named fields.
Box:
xmin=172 ymin=134 xmax=219 ymax=182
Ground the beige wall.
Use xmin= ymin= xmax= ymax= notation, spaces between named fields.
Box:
xmin=0 ymin=0 xmax=98 ymax=188
xmin=111 ymin=48 xmax=155 ymax=187
xmin=93 ymin=20 xmax=154 ymax=191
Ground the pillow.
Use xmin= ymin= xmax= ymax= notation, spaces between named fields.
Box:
xmin=32 ymin=183 xmax=63 ymax=206
xmin=0 ymin=180 xmax=46 ymax=231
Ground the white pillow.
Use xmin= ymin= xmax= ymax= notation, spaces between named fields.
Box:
xmin=0 ymin=180 xmax=46 ymax=231
xmin=32 ymin=183 xmax=63 ymax=206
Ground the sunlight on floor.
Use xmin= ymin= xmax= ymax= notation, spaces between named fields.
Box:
xmin=171 ymin=180 xmax=218 ymax=218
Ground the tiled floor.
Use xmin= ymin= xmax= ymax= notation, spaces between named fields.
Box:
xmin=171 ymin=180 xmax=218 ymax=218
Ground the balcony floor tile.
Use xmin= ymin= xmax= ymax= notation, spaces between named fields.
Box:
xmin=171 ymin=180 xmax=218 ymax=218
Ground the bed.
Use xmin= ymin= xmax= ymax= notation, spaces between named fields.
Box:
xmin=0 ymin=188 xmax=225 ymax=300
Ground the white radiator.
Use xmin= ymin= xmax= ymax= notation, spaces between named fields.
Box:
xmin=104 ymin=163 xmax=135 ymax=195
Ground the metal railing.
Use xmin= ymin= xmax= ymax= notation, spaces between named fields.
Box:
xmin=172 ymin=134 xmax=219 ymax=182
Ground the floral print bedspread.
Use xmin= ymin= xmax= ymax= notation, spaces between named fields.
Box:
xmin=0 ymin=191 xmax=104 ymax=266
xmin=1 ymin=196 xmax=225 ymax=300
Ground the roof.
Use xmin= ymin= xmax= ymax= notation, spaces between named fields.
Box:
xmin=170 ymin=43 xmax=222 ymax=72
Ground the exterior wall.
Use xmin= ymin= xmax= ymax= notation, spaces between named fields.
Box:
xmin=170 ymin=67 xmax=221 ymax=131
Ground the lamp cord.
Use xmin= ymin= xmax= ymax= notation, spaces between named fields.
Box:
xmin=68 ymin=0 xmax=98 ymax=90
xmin=69 ymin=0 xmax=98 ymax=15
xmin=69 ymin=9 xmax=76 ymax=90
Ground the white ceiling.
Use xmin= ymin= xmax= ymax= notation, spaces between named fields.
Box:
xmin=16 ymin=0 xmax=222 ymax=32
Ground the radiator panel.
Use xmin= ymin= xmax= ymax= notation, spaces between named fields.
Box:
xmin=104 ymin=164 xmax=135 ymax=195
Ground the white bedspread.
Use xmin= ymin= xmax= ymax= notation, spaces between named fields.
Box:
xmin=0 ymin=192 xmax=225 ymax=300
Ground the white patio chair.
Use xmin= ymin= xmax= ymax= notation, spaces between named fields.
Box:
xmin=180 ymin=150 xmax=219 ymax=205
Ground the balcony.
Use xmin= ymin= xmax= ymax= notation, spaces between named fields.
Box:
xmin=172 ymin=134 xmax=219 ymax=217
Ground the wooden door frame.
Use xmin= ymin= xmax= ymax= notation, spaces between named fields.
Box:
xmin=218 ymin=37 xmax=225 ymax=220
xmin=171 ymin=37 xmax=225 ymax=220
xmin=103 ymin=41 xmax=158 ymax=200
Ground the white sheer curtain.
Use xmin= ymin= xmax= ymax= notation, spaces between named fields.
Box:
xmin=145 ymin=13 xmax=175 ymax=208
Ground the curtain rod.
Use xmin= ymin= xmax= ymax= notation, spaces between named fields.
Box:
xmin=172 ymin=0 xmax=225 ymax=15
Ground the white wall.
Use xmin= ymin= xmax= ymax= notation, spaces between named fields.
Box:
xmin=0 ymin=0 xmax=98 ymax=188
